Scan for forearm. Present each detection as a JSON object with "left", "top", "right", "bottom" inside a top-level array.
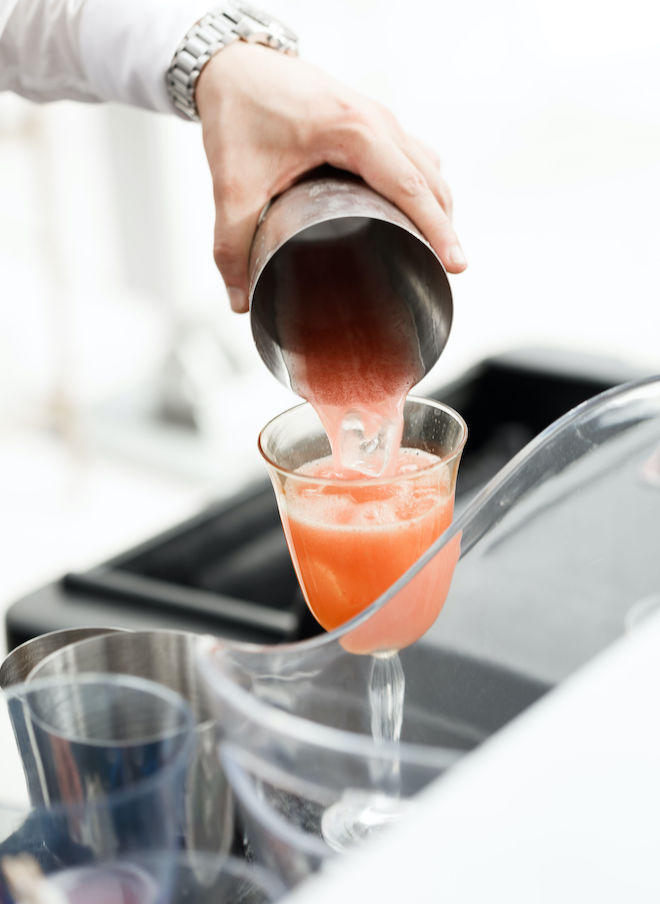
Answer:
[
  {"left": 0, "top": 0, "right": 466, "bottom": 304},
  {"left": 0, "top": 0, "right": 207, "bottom": 110},
  {"left": 78, "top": 0, "right": 209, "bottom": 112}
]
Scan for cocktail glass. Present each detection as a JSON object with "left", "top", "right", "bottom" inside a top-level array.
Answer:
[
  {"left": 258, "top": 396, "right": 467, "bottom": 654},
  {"left": 236, "top": 396, "right": 466, "bottom": 853}
]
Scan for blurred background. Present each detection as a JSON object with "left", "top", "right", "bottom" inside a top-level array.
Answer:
[{"left": 1, "top": 0, "right": 659, "bottom": 643}]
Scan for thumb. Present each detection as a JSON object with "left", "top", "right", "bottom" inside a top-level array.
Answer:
[{"left": 212, "top": 194, "right": 265, "bottom": 313}]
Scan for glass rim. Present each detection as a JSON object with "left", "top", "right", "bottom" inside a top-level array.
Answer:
[
  {"left": 258, "top": 395, "right": 468, "bottom": 486},
  {"left": 18, "top": 672, "right": 193, "bottom": 748},
  {"left": 27, "top": 630, "right": 218, "bottom": 730},
  {"left": 0, "top": 626, "right": 132, "bottom": 688},
  {"left": 0, "top": 673, "right": 196, "bottom": 815}
]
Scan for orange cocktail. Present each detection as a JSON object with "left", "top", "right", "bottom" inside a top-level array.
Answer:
[
  {"left": 259, "top": 398, "right": 466, "bottom": 652},
  {"left": 284, "top": 449, "right": 453, "bottom": 630}
]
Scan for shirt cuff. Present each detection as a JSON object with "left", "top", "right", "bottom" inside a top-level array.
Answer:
[{"left": 78, "top": 0, "right": 211, "bottom": 114}]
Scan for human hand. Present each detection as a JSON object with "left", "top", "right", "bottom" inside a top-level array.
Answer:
[{"left": 196, "top": 43, "right": 467, "bottom": 313}]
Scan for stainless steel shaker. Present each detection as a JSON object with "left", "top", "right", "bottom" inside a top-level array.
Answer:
[
  {"left": 0, "top": 626, "right": 130, "bottom": 689},
  {"left": 248, "top": 168, "right": 453, "bottom": 391}
]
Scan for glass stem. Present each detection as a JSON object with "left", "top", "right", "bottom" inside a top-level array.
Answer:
[{"left": 368, "top": 652, "right": 405, "bottom": 796}]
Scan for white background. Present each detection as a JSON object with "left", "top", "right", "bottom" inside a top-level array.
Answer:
[{"left": 0, "top": 0, "right": 659, "bottom": 648}]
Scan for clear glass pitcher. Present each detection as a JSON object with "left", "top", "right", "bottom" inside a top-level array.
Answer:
[{"left": 198, "top": 374, "right": 660, "bottom": 879}]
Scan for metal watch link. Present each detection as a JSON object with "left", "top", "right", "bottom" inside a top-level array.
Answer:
[{"left": 166, "top": 3, "right": 299, "bottom": 121}]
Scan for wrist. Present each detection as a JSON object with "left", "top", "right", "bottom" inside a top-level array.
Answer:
[
  {"left": 166, "top": 4, "right": 298, "bottom": 121},
  {"left": 195, "top": 41, "right": 243, "bottom": 116},
  {"left": 195, "top": 41, "right": 268, "bottom": 121}
]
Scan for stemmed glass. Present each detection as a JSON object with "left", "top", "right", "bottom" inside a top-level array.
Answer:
[
  {"left": 217, "top": 396, "right": 466, "bottom": 851},
  {"left": 257, "top": 396, "right": 467, "bottom": 655}
]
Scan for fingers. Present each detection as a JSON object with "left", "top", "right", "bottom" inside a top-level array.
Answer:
[
  {"left": 384, "top": 145, "right": 466, "bottom": 272},
  {"left": 367, "top": 106, "right": 455, "bottom": 220},
  {"left": 197, "top": 45, "right": 467, "bottom": 312},
  {"left": 211, "top": 130, "right": 465, "bottom": 316},
  {"left": 211, "top": 174, "right": 267, "bottom": 313},
  {"left": 402, "top": 136, "right": 454, "bottom": 222},
  {"left": 334, "top": 128, "right": 467, "bottom": 274}
]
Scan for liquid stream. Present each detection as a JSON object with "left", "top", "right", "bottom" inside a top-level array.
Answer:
[{"left": 275, "top": 232, "right": 424, "bottom": 478}]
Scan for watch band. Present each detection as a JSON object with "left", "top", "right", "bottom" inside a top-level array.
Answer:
[{"left": 166, "top": 3, "right": 299, "bottom": 122}]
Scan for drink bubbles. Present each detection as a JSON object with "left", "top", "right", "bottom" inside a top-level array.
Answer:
[{"left": 292, "top": 451, "right": 450, "bottom": 530}]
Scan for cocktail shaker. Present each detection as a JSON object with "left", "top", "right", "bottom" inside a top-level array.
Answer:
[
  {"left": 0, "top": 626, "right": 129, "bottom": 689},
  {"left": 248, "top": 168, "right": 453, "bottom": 392}
]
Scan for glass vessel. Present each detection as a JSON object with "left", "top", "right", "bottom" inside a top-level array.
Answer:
[
  {"left": 0, "top": 673, "right": 194, "bottom": 902},
  {"left": 198, "top": 375, "right": 660, "bottom": 886},
  {"left": 258, "top": 396, "right": 467, "bottom": 652},
  {"left": 29, "top": 629, "right": 234, "bottom": 856}
]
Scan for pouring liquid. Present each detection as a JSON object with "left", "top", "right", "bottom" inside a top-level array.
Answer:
[
  {"left": 275, "top": 232, "right": 424, "bottom": 477},
  {"left": 272, "top": 232, "right": 445, "bottom": 851}
]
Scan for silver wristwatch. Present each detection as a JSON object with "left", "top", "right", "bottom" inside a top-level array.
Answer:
[{"left": 166, "top": 3, "right": 299, "bottom": 121}]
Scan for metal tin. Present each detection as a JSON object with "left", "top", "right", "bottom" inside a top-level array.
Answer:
[
  {"left": 0, "top": 626, "right": 129, "bottom": 689},
  {"left": 249, "top": 169, "right": 453, "bottom": 391}
]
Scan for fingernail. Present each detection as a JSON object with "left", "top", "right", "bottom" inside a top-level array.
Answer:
[
  {"left": 227, "top": 287, "right": 247, "bottom": 312},
  {"left": 447, "top": 244, "right": 467, "bottom": 269}
]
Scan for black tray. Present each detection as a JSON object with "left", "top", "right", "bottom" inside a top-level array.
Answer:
[{"left": 5, "top": 349, "right": 639, "bottom": 651}]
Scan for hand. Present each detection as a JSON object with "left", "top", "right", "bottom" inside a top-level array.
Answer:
[{"left": 196, "top": 43, "right": 467, "bottom": 313}]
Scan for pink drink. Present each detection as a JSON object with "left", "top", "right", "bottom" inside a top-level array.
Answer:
[{"left": 275, "top": 233, "right": 424, "bottom": 475}]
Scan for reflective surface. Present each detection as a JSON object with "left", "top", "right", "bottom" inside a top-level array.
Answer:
[
  {"left": 0, "top": 627, "right": 130, "bottom": 690},
  {"left": 430, "top": 375, "right": 660, "bottom": 684},
  {"left": 128, "top": 851, "right": 285, "bottom": 904},
  {"left": 249, "top": 170, "right": 453, "bottom": 390},
  {"left": 221, "top": 743, "right": 332, "bottom": 889},
  {"left": 0, "top": 674, "right": 194, "bottom": 902},
  {"left": 29, "top": 630, "right": 234, "bottom": 856}
]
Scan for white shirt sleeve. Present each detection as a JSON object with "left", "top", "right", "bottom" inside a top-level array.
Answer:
[{"left": 0, "top": 0, "right": 211, "bottom": 113}]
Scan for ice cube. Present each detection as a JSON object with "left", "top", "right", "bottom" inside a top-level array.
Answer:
[{"left": 338, "top": 411, "right": 399, "bottom": 477}]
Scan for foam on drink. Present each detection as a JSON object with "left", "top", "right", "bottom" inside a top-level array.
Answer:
[
  {"left": 281, "top": 449, "right": 454, "bottom": 632},
  {"left": 294, "top": 449, "right": 450, "bottom": 528}
]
